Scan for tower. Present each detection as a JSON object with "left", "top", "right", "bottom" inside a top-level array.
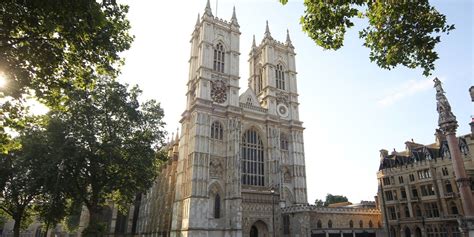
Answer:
[
  {"left": 168, "top": 2, "right": 307, "bottom": 236},
  {"left": 172, "top": 1, "right": 242, "bottom": 236}
]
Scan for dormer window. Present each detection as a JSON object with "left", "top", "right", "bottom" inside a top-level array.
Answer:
[
  {"left": 213, "top": 43, "right": 225, "bottom": 73},
  {"left": 276, "top": 64, "right": 285, "bottom": 90}
]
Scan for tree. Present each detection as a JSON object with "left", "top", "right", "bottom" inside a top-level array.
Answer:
[
  {"left": 314, "top": 199, "right": 324, "bottom": 207},
  {"left": 279, "top": 0, "right": 454, "bottom": 76},
  {"left": 46, "top": 79, "right": 165, "bottom": 235},
  {"left": 324, "top": 193, "right": 349, "bottom": 206},
  {"left": 0, "top": 0, "right": 133, "bottom": 153},
  {"left": 0, "top": 119, "right": 57, "bottom": 237}
]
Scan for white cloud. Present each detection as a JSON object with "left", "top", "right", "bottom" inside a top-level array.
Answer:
[{"left": 377, "top": 78, "right": 443, "bottom": 107}]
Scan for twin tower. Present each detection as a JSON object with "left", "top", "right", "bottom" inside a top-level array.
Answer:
[{"left": 141, "top": 1, "right": 308, "bottom": 236}]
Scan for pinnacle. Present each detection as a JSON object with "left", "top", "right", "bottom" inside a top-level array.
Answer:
[
  {"left": 204, "top": 0, "right": 213, "bottom": 17},
  {"left": 252, "top": 34, "right": 256, "bottom": 48},
  {"left": 264, "top": 20, "right": 272, "bottom": 39},
  {"left": 231, "top": 6, "right": 239, "bottom": 26}
]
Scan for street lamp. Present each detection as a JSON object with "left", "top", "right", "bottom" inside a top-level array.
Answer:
[{"left": 270, "top": 187, "right": 275, "bottom": 237}]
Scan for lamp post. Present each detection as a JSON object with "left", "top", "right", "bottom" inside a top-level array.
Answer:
[{"left": 271, "top": 187, "right": 275, "bottom": 237}]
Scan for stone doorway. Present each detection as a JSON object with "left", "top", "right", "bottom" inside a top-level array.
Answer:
[
  {"left": 405, "top": 227, "right": 411, "bottom": 237},
  {"left": 250, "top": 220, "right": 269, "bottom": 237}
]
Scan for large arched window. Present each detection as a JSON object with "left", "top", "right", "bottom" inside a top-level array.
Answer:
[
  {"left": 275, "top": 64, "right": 285, "bottom": 90},
  {"left": 214, "top": 193, "right": 221, "bottom": 218},
  {"left": 241, "top": 129, "right": 264, "bottom": 186},
  {"left": 211, "top": 121, "right": 223, "bottom": 140},
  {"left": 213, "top": 43, "right": 225, "bottom": 73}
]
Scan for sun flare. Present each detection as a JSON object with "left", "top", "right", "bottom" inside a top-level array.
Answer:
[{"left": 0, "top": 73, "right": 6, "bottom": 88}]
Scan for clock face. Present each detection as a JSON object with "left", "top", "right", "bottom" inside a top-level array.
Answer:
[
  {"left": 277, "top": 104, "right": 289, "bottom": 117},
  {"left": 211, "top": 80, "right": 227, "bottom": 103}
]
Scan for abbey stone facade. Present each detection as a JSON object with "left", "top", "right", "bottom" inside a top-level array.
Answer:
[{"left": 136, "top": 1, "right": 307, "bottom": 237}]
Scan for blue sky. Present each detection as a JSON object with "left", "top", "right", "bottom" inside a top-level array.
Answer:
[{"left": 117, "top": 0, "right": 473, "bottom": 204}]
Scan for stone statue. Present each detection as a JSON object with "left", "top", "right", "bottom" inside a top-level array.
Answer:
[{"left": 433, "top": 77, "right": 458, "bottom": 132}]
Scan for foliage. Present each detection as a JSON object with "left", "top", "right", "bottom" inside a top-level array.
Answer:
[
  {"left": 314, "top": 199, "right": 324, "bottom": 207},
  {"left": 315, "top": 193, "right": 349, "bottom": 207},
  {"left": 279, "top": 0, "right": 454, "bottom": 76},
  {"left": 0, "top": 118, "right": 53, "bottom": 237},
  {"left": 46, "top": 78, "right": 165, "bottom": 230},
  {"left": 0, "top": 0, "right": 133, "bottom": 153}
]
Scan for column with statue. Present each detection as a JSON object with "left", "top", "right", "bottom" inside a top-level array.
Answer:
[{"left": 433, "top": 78, "right": 474, "bottom": 236}]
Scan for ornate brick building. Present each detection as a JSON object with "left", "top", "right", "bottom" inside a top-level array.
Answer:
[{"left": 377, "top": 132, "right": 474, "bottom": 237}]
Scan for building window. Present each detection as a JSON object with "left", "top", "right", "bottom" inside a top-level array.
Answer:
[
  {"left": 412, "top": 187, "right": 419, "bottom": 198},
  {"left": 280, "top": 133, "right": 289, "bottom": 150},
  {"left": 399, "top": 176, "right": 404, "bottom": 184},
  {"left": 214, "top": 193, "right": 221, "bottom": 218},
  {"left": 241, "top": 129, "right": 265, "bottom": 186},
  {"left": 450, "top": 202, "right": 459, "bottom": 215},
  {"left": 445, "top": 181, "right": 453, "bottom": 193},
  {"left": 213, "top": 43, "right": 225, "bottom": 73},
  {"left": 256, "top": 68, "right": 263, "bottom": 94},
  {"left": 421, "top": 184, "right": 435, "bottom": 196},
  {"left": 349, "top": 220, "right": 354, "bottom": 228},
  {"left": 409, "top": 174, "right": 415, "bottom": 182},
  {"left": 328, "top": 220, "right": 333, "bottom": 228},
  {"left": 211, "top": 121, "right": 224, "bottom": 140},
  {"left": 424, "top": 202, "right": 439, "bottom": 217},
  {"left": 417, "top": 169, "right": 431, "bottom": 180},
  {"left": 400, "top": 188, "right": 407, "bottom": 199},
  {"left": 383, "top": 177, "right": 391, "bottom": 186},
  {"left": 369, "top": 220, "right": 373, "bottom": 228},
  {"left": 283, "top": 215, "right": 290, "bottom": 234},
  {"left": 388, "top": 206, "right": 397, "bottom": 220},
  {"left": 404, "top": 206, "right": 410, "bottom": 218},
  {"left": 442, "top": 167, "right": 449, "bottom": 176},
  {"left": 385, "top": 190, "right": 394, "bottom": 201},
  {"left": 275, "top": 64, "right": 285, "bottom": 90},
  {"left": 359, "top": 220, "right": 364, "bottom": 228},
  {"left": 317, "top": 220, "right": 322, "bottom": 228}
]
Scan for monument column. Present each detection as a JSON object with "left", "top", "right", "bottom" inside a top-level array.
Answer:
[{"left": 433, "top": 78, "right": 474, "bottom": 236}]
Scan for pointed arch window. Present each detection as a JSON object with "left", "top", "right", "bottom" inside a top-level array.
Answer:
[
  {"left": 280, "top": 133, "right": 289, "bottom": 150},
  {"left": 369, "top": 220, "right": 373, "bottom": 228},
  {"left": 211, "top": 121, "right": 223, "bottom": 140},
  {"left": 214, "top": 193, "right": 221, "bottom": 218},
  {"left": 276, "top": 64, "right": 285, "bottom": 90},
  {"left": 241, "top": 129, "right": 264, "bottom": 186},
  {"left": 359, "top": 220, "right": 363, "bottom": 228},
  {"left": 317, "top": 220, "right": 322, "bottom": 228},
  {"left": 349, "top": 220, "right": 354, "bottom": 228},
  {"left": 328, "top": 220, "right": 333, "bottom": 228},
  {"left": 213, "top": 43, "right": 225, "bottom": 73}
]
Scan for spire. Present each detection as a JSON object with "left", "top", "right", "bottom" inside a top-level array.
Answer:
[
  {"left": 195, "top": 13, "right": 200, "bottom": 27},
  {"left": 264, "top": 20, "right": 272, "bottom": 39},
  {"left": 175, "top": 127, "right": 179, "bottom": 142},
  {"left": 286, "top": 29, "right": 293, "bottom": 47},
  {"left": 204, "top": 0, "right": 213, "bottom": 17},
  {"left": 231, "top": 6, "right": 239, "bottom": 26},
  {"left": 252, "top": 34, "right": 256, "bottom": 48}
]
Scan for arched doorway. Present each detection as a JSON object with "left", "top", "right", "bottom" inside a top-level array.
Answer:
[
  {"left": 415, "top": 227, "right": 422, "bottom": 237},
  {"left": 250, "top": 220, "right": 269, "bottom": 237},
  {"left": 250, "top": 226, "right": 258, "bottom": 237},
  {"left": 405, "top": 227, "right": 411, "bottom": 237}
]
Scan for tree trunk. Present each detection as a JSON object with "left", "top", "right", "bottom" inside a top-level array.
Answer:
[
  {"left": 83, "top": 205, "right": 105, "bottom": 237},
  {"left": 13, "top": 215, "right": 21, "bottom": 237}
]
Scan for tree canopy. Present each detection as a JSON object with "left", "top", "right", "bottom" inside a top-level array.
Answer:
[
  {"left": 0, "top": 0, "right": 133, "bottom": 154},
  {"left": 315, "top": 193, "right": 349, "bottom": 207},
  {"left": 280, "top": 0, "right": 454, "bottom": 76},
  {"left": 45, "top": 79, "right": 165, "bottom": 234}
]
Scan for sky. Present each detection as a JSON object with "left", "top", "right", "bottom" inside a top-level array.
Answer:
[{"left": 117, "top": 0, "right": 473, "bottom": 204}]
